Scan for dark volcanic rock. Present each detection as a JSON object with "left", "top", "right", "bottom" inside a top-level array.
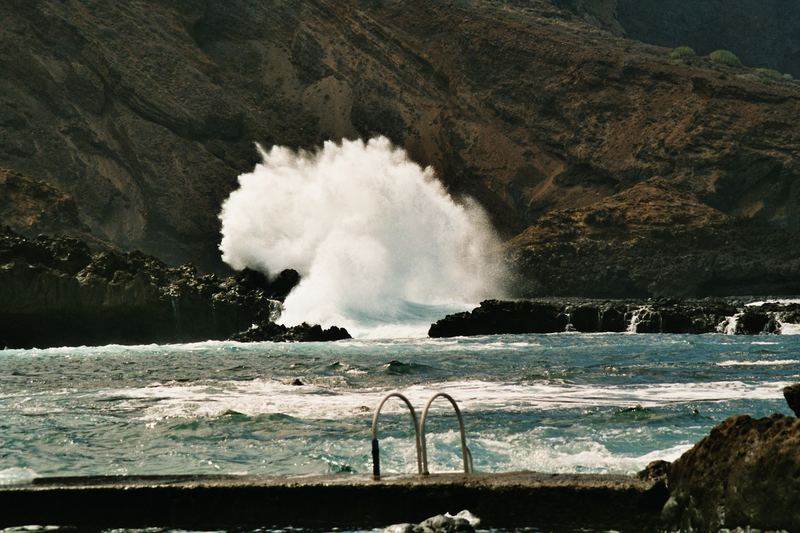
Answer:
[
  {"left": 428, "top": 300, "right": 567, "bottom": 337},
  {"left": 759, "top": 302, "right": 800, "bottom": 327},
  {"left": 664, "top": 414, "right": 800, "bottom": 532},
  {"left": 599, "top": 304, "right": 628, "bottom": 332},
  {"left": 429, "top": 298, "right": 748, "bottom": 337},
  {"left": 231, "top": 322, "right": 351, "bottom": 343},
  {"left": 627, "top": 300, "right": 738, "bottom": 334},
  {"left": 566, "top": 302, "right": 630, "bottom": 332},
  {"left": 0, "top": 228, "right": 281, "bottom": 348},
  {"left": 784, "top": 384, "right": 800, "bottom": 417},
  {"left": 233, "top": 268, "right": 300, "bottom": 302},
  {"left": 569, "top": 305, "right": 602, "bottom": 332},
  {"left": 735, "top": 308, "right": 781, "bottom": 335}
]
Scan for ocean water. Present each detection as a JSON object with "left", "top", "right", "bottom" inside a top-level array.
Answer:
[{"left": 0, "top": 333, "right": 797, "bottom": 484}]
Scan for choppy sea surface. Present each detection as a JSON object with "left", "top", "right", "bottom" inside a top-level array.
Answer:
[{"left": 1, "top": 333, "right": 797, "bottom": 485}]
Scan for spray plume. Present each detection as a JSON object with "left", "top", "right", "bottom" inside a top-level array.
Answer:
[{"left": 218, "top": 137, "right": 505, "bottom": 337}]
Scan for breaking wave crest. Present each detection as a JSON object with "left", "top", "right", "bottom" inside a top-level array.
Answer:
[{"left": 218, "top": 137, "right": 506, "bottom": 336}]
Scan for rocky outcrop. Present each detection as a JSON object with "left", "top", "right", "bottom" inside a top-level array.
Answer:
[
  {"left": 428, "top": 299, "right": 798, "bottom": 337},
  {"left": 734, "top": 308, "right": 780, "bottom": 335},
  {"left": 784, "top": 384, "right": 800, "bottom": 417},
  {"left": 636, "top": 460, "right": 670, "bottom": 483},
  {"left": 2, "top": 1, "right": 800, "bottom": 297},
  {"left": 0, "top": 228, "right": 273, "bottom": 348},
  {"left": 508, "top": 201, "right": 800, "bottom": 298},
  {"left": 0, "top": 169, "right": 98, "bottom": 245},
  {"left": 0, "top": 229, "right": 339, "bottom": 348},
  {"left": 231, "top": 321, "right": 351, "bottom": 343},
  {"left": 663, "top": 414, "right": 800, "bottom": 532},
  {"left": 386, "top": 511, "right": 478, "bottom": 533},
  {"left": 428, "top": 300, "right": 567, "bottom": 337},
  {"left": 232, "top": 268, "right": 301, "bottom": 303}
]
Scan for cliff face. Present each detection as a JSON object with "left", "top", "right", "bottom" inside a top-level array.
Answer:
[
  {"left": 2, "top": 1, "right": 799, "bottom": 296},
  {"left": 0, "top": 169, "right": 93, "bottom": 242},
  {"left": 558, "top": 0, "right": 800, "bottom": 78}
]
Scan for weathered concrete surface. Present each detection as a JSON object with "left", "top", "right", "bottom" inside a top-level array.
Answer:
[{"left": 0, "top": 472, "right": 668, "bottom": 531}]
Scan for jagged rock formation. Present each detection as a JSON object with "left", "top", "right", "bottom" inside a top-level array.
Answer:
[
  {"left": 785, "top": 384, "right": 800, "bottom": 417},
  {"left": 663, "top": 414, "right": 800, "bottom": 532},
  {"left": 231, "top": 322, "right": 350, "bottom": 343},
  {"left": 0, "top": 228, "right": 273, "bottom": 348},
  {"left": 232, "top": 267, "right": 301, "bottom": 303},
  {"left": 428, "top": 299, "right": 798, "bottom": 337},
  {"left": 0, "top": 229, "right": 344, "bottom": 348},
  {"left": 2, "top": 1, "right": 800, "bottom": 295}
]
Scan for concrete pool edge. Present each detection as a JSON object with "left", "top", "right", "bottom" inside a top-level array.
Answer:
[{"left": 0, "top": 472, "right": 668, "bottom": 531}]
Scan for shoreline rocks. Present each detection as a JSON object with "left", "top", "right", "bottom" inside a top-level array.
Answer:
[
  {"left": 662, "top": 413, "right": 800, "bottom": 532},
  {"left": 231, "top": 321, "right": 351, "bottom": 343},
  {"left": 0, "top": 229, "right": 346, "bottom": 348},
  {"left": 784, "top": 384, "right": 800, "bottom": 417},
  {"left": 428, "top": 298, "right": 800, "bottom": 337}
]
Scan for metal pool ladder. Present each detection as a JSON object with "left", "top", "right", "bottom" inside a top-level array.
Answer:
[
  {"left": 371, "top": 392, "right": 422, "bottom": 480},
  {"left": 370, "top": 391, "right": 472, "bottom": 479},
  {"left": 420, "top": 392, "right": 473, "bottom": 475}
]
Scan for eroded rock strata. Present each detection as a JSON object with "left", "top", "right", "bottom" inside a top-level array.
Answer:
[
  {"left": 0, "top": 229, "right": 346, "bottom": 348},
  {"left": 428, "top": 299, "right": 799, "bottom": 337}
]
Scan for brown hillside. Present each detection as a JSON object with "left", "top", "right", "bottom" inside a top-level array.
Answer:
[{"left": 1, "top": 0, "right": 798, "bottom": 295}]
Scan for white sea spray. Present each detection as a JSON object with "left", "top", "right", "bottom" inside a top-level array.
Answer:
[{"left": 218, "top": 137, "right": 506, "bottom": 335}]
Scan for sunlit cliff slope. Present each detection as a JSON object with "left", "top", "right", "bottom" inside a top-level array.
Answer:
[{"left": 2, "top": 0, "right": 799, "bottom": 296}]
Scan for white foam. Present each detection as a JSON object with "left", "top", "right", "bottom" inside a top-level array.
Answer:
[
  {"left": 746, "top": 299, "right": 800, "bottom": 306},
  {"left": 716, "top": 359, "right": 799, "bottom": 367},
  {"left": 374, "top": 427, "right": 694, "bottom": 476},
  {"left": 717, "top": 312, "right": 743, "bottom": 335},
  {"left": 471, "top": 436, "right": 692, "bottom": 475},
  {"left": 779, "top": 322, "right": 800, "bottom": 335},
  {"left": 0, "top": 467, "right": 37, "bottom": 485},
  {"left": 217, "top": 137, "right": 506, "bottom": 336},
  {"left": 103, "top": 379, "right": 793, "bottom": 423},
  {"left": 626, "top": 306, "right": 648, "bottom": 334}
]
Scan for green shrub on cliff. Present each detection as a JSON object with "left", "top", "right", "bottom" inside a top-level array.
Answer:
[
  {"left": 669, "top": 46, "right": 696, "bottom": 60},
  {"left": 709, "top": 49, "right": 742, "bottom": 67},
  {"left": 756, "top": 68, "right": 784, "bottom": 80}
]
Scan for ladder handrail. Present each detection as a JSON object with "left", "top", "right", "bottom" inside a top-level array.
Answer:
[
  {"left": 419, "top": 392, "right": 473, "bottom": 475},
  {"left": 370, "top": 391, "right": 423, "bottom": 479}
]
